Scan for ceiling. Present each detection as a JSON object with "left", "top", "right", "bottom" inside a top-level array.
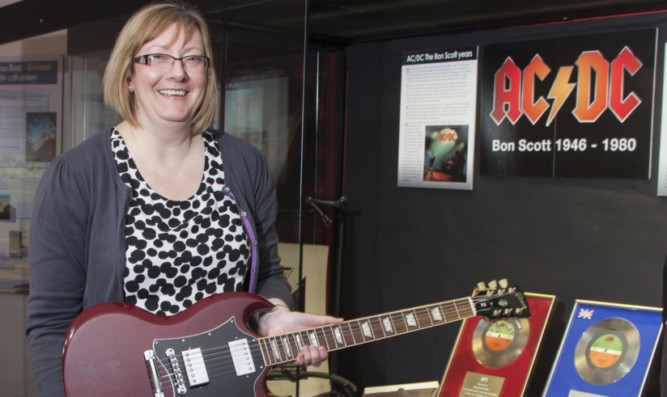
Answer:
[{"left": 0, "top": 0, "right": 666, "bottom": 46}]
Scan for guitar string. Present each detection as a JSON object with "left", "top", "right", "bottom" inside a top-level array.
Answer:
[
  {"left": 153, "top": 297, "right": 492, "bottom": 384},
  {"left": 154, "top": 293, "right": 514, "bottom": 385}
]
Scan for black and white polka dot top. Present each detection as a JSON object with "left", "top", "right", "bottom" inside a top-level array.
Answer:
[{"left": 111, "top": 129, "right": 250, "bottom": 316}]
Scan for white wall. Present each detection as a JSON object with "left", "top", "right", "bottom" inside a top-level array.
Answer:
[{"left": 0, "top": 29, "right": 66, "bottom": 57}]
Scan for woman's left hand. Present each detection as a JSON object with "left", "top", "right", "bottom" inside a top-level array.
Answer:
[{"left": 259, "top": 299, "right": 343, "bottom": 367}]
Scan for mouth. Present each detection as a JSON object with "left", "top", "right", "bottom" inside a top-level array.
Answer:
[{"left": 158, "top": 89, "right": 187, "bottom": 97}]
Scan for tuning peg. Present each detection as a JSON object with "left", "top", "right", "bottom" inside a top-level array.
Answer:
[
  {"left": 499, "top": 279, "right": 508, "bottom": 289},
  {"left": 488, "top": 280, "right": 498, "bottom": 289},
  {"left": 477, "top": 281, "right": 486, "bottom": 291}
]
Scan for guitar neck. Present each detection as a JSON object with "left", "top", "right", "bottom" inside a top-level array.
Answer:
[{"left": 258, "top": 297, "right": 475, "bottom": 366}]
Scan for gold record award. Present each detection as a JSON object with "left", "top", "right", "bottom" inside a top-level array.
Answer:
[
  {"left": 471, "top": 318, "right": 530, "bottom": 368},
  {"left": 573, "top": 317, "right": 640, "bottom": 385}
]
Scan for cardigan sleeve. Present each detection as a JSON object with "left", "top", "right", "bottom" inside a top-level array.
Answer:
[
  {"left": 26, "top": 156, "right": 89, "bottom": 397},
  {"left": 218, "top": 131, "right": 294, "bottom": 308},
  {"left": 250, "top": 148, "right": 294, "bottom": 307}
]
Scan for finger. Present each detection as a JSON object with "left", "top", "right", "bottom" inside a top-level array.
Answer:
[
  {"left": 307, "top": 345, "right": 321, "bottom": 367},
  {"left": 293, "top": 352, "right": 305, "bottom": 366}
]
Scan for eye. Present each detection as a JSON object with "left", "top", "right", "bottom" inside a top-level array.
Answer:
[
  {"left": 148, "top": 54, "right": 170, "bottom": 64},
  {"left": 184, "top": 56, "right": 204, "bottom": 65}
]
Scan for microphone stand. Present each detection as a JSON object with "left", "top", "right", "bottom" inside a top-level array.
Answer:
[{"left": 304, "top": 196, "right": 347, "bottom": 378}]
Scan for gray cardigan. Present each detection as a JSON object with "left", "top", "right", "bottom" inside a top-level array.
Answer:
[{"left": 26, "top": 129, "right": 292, "bottom": 396}]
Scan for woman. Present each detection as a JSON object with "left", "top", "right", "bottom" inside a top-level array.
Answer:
[{"left": 26, "top": 2, "right": 340, "bottom": 396}]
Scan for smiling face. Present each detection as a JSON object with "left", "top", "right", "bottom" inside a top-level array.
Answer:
[{"left": 129, "top": 23, "right": 207, "bottom": 131}]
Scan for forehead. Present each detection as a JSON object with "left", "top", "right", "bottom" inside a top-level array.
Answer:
[{"left": 139, "top": 23, "right": 204, "bottom": 52}]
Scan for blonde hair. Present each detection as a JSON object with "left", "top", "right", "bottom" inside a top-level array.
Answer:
[{"left": 103, "top": 2, "right": 217, "bottom": 134}]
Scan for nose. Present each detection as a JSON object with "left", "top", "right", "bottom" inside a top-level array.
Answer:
[{"left": 166, "top": 59, "right": 188, "bottom": 79}]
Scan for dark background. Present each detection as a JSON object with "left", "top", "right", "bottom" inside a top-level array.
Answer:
[
  {"left": 336, "top": 11, "right": 667, "bottom": 395},
  {"left": 4, "top": 0, "right": 667, "bottom": 394}
]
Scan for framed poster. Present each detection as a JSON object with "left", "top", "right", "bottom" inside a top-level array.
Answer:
[
  {"left": 397, "top": 47, "right": 478, "bottom": 190},
  {"left": 438, "top": 293, "right": 556, "bottom": 397},
  {"left": 543, "top": 300, "right": 662, "bottom": 397},
  {"left": 479, "top": 29, "right": 656, "bottom": 178}
]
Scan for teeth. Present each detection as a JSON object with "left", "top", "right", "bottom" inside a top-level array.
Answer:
[{"left": 158, "top": 89, "right": 186, "bottom": 96}]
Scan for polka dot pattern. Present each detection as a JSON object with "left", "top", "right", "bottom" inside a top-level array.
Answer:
[{"left": 112, "top": 130, "right": 250, "bottom": 316}]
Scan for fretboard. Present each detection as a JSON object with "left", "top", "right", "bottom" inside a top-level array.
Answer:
[{"left": 258, "top": 297, "right": 475, "bottom": 366}]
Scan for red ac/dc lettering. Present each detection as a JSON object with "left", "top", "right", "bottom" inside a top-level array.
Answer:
[{"left": 490, "top": 46, "right": 642, "bottom": 127}]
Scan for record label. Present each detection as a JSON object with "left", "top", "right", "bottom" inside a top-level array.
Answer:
[
  {"left": 573, "top": 317, "right": 640, "bottom": 385},
  {"left": 588, "top": 333, "right": 622, "bottom": 369},
  {"left": 472, "top": 318, "right": 530, "bottom": 368},
  {"left": 485, "top": 321, "right": 516, "bottom": 351}
]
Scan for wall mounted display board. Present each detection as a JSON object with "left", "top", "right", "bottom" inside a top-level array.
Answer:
[
  {"left": 398, "top": 47, "right": 478, "bottom": 190},
  {"left": 0, "top": 55, "right": 62, "bottom": 272},
  {"left": 480, "top": 29, "right": 656, "bottom": 178},
  {"left": 438, "top": 293, "right": 556, "bottom": 397},
  {"left": 543, "top": 300, "right": 662, "bottom": 396}
]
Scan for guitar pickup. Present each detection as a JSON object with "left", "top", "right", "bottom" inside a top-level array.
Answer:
[
  {"left": 182, "top": 348, "right": 209, "bottom": 387},
  {"left": 229, "top": 339, "right": 256, "bottom": 376}
]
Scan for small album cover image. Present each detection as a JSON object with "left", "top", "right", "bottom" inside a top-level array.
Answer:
[
  {"left": 25, "top": 112, "right": 57, "bottom": 162},
  {"left": 0, "top": 194, "right": 14, "bottom": 221},
  {"left": 423, "top": 125, "right": 468, "bottom": 183}
]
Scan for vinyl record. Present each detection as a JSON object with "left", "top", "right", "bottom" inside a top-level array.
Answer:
[
  {"left": 573, "top": 317, "right": 640, "bottom": 385},
  {"left": 471, "top": 318, "right": 530, "bottom": 368}
]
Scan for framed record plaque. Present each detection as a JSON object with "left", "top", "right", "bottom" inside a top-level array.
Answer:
[
  {"left": 438, "top": 293, "right": 556, "bottom": 397},
  {"left": 543, "top": 300, "right": 663, "bottom": 397}
]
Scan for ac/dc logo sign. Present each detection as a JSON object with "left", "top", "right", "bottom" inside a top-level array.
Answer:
[{"left": 490, "top": 47, "right": 643, "bottom": 127}]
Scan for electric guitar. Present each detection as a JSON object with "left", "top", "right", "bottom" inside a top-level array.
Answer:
[{"left": 62, "top": 283, "right": 529, "bottom": 397}]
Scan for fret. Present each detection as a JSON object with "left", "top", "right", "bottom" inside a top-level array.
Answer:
[
  {"left": 344, "top": 322, "right": 357, "bottom": 345},
  {"left": 415, "top": 307, "right": 425, "bottom": 326},
  {"left": 282, "top": 336, "right": 293, "bottom": 359},
  {"left": 322, "top": 325, "right": 337, "bottom": 349},
  {"left": 360, "top": 320, "right": 374, "bottom": 340},
  {"left": 430, "top": 305, "right": 444, "bottom": 323},
  {"left": 308, "top": 330, "right": 320, "bottom": 347},
  {"left": 405, "top": 310, "right": 418, "bottom": 328},
  {"left": 382, "top": 315, "right": 395, "bottom": 335},
  {"left": 295, "top": 332, "right": 305, "bottom": 352},
  {"left": 259, "top": 337, "right": 270, "bottom": 364},
  {"left": 270, "top": 337, "right": 282, "bottom": 363},
  {"left": 442, "top": 301, "right": 456, "bottom": 321},
  {"left": 317, "top": 328, "right": 331, "bottom": 350},
  {"left": 394, "top": 311, "right": 408, "bottom": 334},
  {"left": 348, "top": 321, "right": 362, "bottom": 343},
  {"left": 331, "top": 324, "right": 346, "bottom": 348},
  {"left": 287, "top": 334, "right": 300, "bottom": 358},
  {"left": 370, "top": 317, "right": 385, "bottom": 339}
]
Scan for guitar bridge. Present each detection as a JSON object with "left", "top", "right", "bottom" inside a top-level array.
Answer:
[
  {"left": 144, "top": 350, "right": 166, "bottom": 397},
  {"left": 166, "top": 348, "right": 188, "bottom": 394}
]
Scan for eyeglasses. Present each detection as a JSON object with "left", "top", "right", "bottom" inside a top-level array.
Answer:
[{"left": 133, "top": 53, "right": 210, "bottom": 72}]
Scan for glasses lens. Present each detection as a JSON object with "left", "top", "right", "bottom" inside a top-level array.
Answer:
[
  {"left": 184, "top": 56, "right": 207, "bottom": 70},
  {"left": 148, "top": 54, "right": 172, "bottom": 67},
  {"left": 141, "top": 54, "right": 208, "bottom": 71}
]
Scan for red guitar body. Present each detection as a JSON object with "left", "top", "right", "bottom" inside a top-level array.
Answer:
[{"left": 63, "top": 292, "right": 275, "bottom": 397}]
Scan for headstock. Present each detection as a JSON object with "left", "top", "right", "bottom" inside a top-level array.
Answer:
[{"left": 472, "top": 279, "right": 531, "bottom": 320}]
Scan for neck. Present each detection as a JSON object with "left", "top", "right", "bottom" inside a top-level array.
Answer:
[{"left": 117, "top": 120, "right": 198, "bottom": 164}]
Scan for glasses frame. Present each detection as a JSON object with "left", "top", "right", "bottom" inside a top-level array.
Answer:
[{"left": 133, "top": 53, "right": 210, "bottom": 71}]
